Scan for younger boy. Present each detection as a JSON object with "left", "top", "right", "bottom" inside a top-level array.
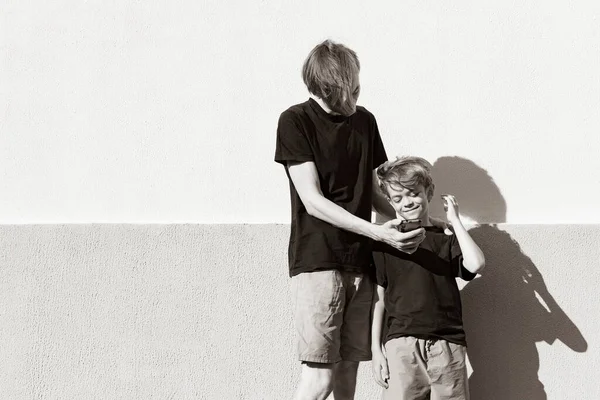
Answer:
[{"left": 371, "top": 156, "right": 485, "bottom": 400}]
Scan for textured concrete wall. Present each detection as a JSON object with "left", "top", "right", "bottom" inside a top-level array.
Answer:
[{"left": 0, "top": 224, "right": 596, "bottom": 399}]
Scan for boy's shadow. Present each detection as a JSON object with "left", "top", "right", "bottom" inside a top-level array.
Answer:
[{"left": 430, "top": 157, "right": 587, "bottom": 400}]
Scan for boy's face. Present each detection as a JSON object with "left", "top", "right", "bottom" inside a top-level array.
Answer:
[
  {"left": 386, "top": 184, "right": 431, "bottom": 221},
  {"left": 347, "top": 70, "right": 360, "bottom": 114},
  {"left": 327, "top": 70, "right": 360, "bottom": 116}
]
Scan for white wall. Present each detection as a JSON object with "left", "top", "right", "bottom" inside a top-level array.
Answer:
[{"left": 2, "top": 1, "right": 599, "bottom": 223}]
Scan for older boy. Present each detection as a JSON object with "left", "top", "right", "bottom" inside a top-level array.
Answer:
[
  {"left": 275, "top": 41, "right": 427, "bottom": 400},
  {"left": 371, "top": 156, "right": 485, "bottom": 400}
]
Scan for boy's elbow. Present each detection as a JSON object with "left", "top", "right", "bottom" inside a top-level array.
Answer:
[
  {"left": 472, "top": 259, "right": 486, "bottom": 274},
  {"left": 303, "top": 199, "right": 318, "bottom": 217},
  {"left": 463, "top": 257, "right": 485, "bottom": 274},
  {"left": 476, "top": 253, "right": 486, "bottom": 271},
  {"left": 301, "top": 191, "right": 325, "bottom": 218},
  {"left": 474, "top": 261, "right": 485, "bottom": 273}
]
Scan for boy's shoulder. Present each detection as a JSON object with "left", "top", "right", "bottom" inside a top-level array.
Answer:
[
  {"left": 355, "top": 105, "right": 375, "bottom": 119},
  {"left": 426, "top": 225, "right": 456, "bottom": 242},
  {"left": 279, "top": 101, "right": 375, "bottom": 124},
  {"left": 422, "top": 226, "right": 458, "bottom": 255},
  {"left": 279, "top": 100, "right": 311, "bottom": 120}
]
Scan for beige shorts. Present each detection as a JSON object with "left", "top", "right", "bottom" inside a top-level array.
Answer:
[
  {"left": 291, "top": 270, "right": 373, "bottom": 363},
  {"left": 384, "top": 336, "right": 469, "bottom": 400}
]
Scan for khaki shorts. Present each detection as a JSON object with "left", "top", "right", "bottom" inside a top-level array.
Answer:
[
  {"left": 291, "top": 270, "right": 373, "bottom": 363},
  {"left": 384, "top": 336, "right": 469, "bottom": 400}
]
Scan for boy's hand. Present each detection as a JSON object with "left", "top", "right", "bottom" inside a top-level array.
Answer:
[
  {"left": 376, "top": 220, "right": 425, "bottom": 254},
  {"left": 371, "top": 350, "right": 389, "bottom": 389},
  {"left": 442, "top": 194, "right": 461, "bottom": 224}
]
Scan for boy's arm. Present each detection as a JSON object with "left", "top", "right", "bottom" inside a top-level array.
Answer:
[
  {"left": 443, "top": 195, "right": 485, "bottom": 274},
  {"left": 287, "top": 161, "right": 425, "bottom": 253},
  {"left": 371, "top": 284, "right": 389, "bottom": 388}
]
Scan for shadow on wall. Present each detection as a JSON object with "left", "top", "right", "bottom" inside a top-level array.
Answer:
[{"left": 431, "top": 156, "right": 587, "bottom": 400}]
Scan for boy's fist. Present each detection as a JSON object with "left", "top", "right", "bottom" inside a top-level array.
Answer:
[
  {"left": 441, "top": 194, "right": 460, "bottom": 223},
  {"left": 371, "top": 351, "right": 389, "bottom": 389}
]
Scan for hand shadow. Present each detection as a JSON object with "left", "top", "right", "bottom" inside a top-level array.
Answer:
[{"left": 430, "top": 157, "right": 587, "bottom": 400}]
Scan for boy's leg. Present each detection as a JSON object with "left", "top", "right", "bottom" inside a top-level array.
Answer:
[
  {"left": 294, "top": 362, "right": 335, "bottom": 400},
  {"left": 384, "top": 337, "right": 430, "bottom": 400},
  {"left": 291, "top": 271, "right": 345, "bottom": 399},
  {"left": 332, "top": 360, "right": 359, "bottom": 400},
  {"left": 333, "top": 271, "right": 374, "bottom": 400},
  {"left": 427, "top": 340, "right": 469, "bottom": 400}
]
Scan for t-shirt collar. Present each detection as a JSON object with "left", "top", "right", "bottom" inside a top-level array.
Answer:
[{"left": 308, "top": 98, "right": 348, "bottom": 123}]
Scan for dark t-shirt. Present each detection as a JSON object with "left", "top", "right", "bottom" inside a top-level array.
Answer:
[
  {"left": 373, "top": 226, "right": 476, "bottom": 346},
  {"left": 274, "top": 98, "right": 388, "bottom": 277}
]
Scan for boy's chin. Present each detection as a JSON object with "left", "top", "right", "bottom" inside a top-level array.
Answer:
[{"left": 399, "top": 212, "right": 426, "bottom": 221}]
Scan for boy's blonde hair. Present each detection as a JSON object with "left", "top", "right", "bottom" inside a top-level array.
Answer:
[
  {"left": 302, "top": 40, "right": 360, "bottom": 116},
  {"left": 377, "top": 156, "right": 435, "bottom": 200}
]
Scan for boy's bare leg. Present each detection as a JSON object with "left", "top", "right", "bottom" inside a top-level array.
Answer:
[
  {"left": 332, "top": 360, "right": 360, "bottom": 400},
  {"left": 293, "top": 362, "right": 335, "bottom": 400}
]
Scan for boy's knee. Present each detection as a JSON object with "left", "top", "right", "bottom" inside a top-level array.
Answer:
[
  {"left": 302, "top": 362, "right": 335, "bottom": 394},
  {"left": 335, "top": 360, "right": 359, "bottom": 381}
]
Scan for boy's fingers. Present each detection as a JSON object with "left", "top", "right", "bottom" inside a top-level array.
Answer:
[
  {"left": 378, "top": 371, "right": 388, "bottom": 389},
  {"left": 398, "top": 227, "right": 425, "bottom": 239},
  {"left": 396, "top": 232, "right": 425, "bottom": 247},
  {"left": 402, "top": 245, "right": 418, "bottom": 254},
  {"left": 384, "top": 218, "right": 402, "bottom": 228},
  {"left": 382, "top": 361, "right": 389, "bottom": 378},
  {"left": 382, "top": 372, "right": 389, "bottom": 389},
  {"left": 373, "top": 366, "right": 384, "bottom": 388},
  {"left": 372, "top": 360, "right": 389, "bottom": 388}
]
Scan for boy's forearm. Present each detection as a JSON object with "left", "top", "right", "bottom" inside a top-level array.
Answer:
[
  {"left": 371, "top": 298, "right": 386, "bottom": 352},
  {"left": 306, "top": 194, "right": 382, "bottom": 240},
  {"left": 371, "top": 319, "right": 384, "bottom": 352},
  {"left": 450, "top": 218, "right": 486, "bottom": 273},
  {"left": 288, "top": 161, "right": 383, "bottom": 241}
]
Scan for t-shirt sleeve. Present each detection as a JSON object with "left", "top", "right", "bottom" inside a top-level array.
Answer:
[
  {"left": 449, "top": 233, "right": 477, "bottom": 281},
  {"left": 371, "top": 114, "right": 388, "bottom": 168},
  {"left": 373, "top": 251, "right": 388, "bottom": 288},
  {"left": 274, "top": 110, "right": 314, "bottom": 165}
]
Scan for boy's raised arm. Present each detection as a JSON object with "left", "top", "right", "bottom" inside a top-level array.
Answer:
[
  {"left": 371, "top": 284, "right": 389, "bottom": 389},
  {"left": 443, "top": 195, "right": 486, "bottom": 274}
]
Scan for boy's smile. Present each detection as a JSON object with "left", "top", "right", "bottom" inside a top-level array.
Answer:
[{"left": 386, "top": 184, "right": 431, "bottom": 223}]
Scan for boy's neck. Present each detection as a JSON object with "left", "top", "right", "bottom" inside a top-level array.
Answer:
[
  {"left": 421, "top": 217, "right": 432, "bottom": 227},
  {"left": 310, "top": 95, "right": 339, "bottom": 115}
]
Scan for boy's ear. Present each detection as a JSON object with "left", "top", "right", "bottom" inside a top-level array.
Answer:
[{"left": 427, "top": 184, "right": 435, "bottom": 201}]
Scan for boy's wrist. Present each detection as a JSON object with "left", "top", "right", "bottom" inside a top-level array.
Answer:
[
  {"left": 368, "top": 223, "right": 384, "bottom": 242},
  {"left": 371, "top": 344, "right": 384, "bottom": 353},
  {"left": 448, "top": 216, "right": 462, "bottom": 226}
]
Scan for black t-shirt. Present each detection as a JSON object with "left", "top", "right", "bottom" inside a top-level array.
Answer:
[
  {"left": 275, "top": 98, "right": 388, "bottom": 277},
  {"left": 373, "top": 226, "right": 476, "bottom": 346}
]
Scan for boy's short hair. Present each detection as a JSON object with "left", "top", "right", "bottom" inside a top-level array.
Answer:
[
  {"left": 377, "top": 156, "right": 435, "bottom": 200},
  {"left": 302, "top": 40, "right": 360, "bottom": 116}
]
